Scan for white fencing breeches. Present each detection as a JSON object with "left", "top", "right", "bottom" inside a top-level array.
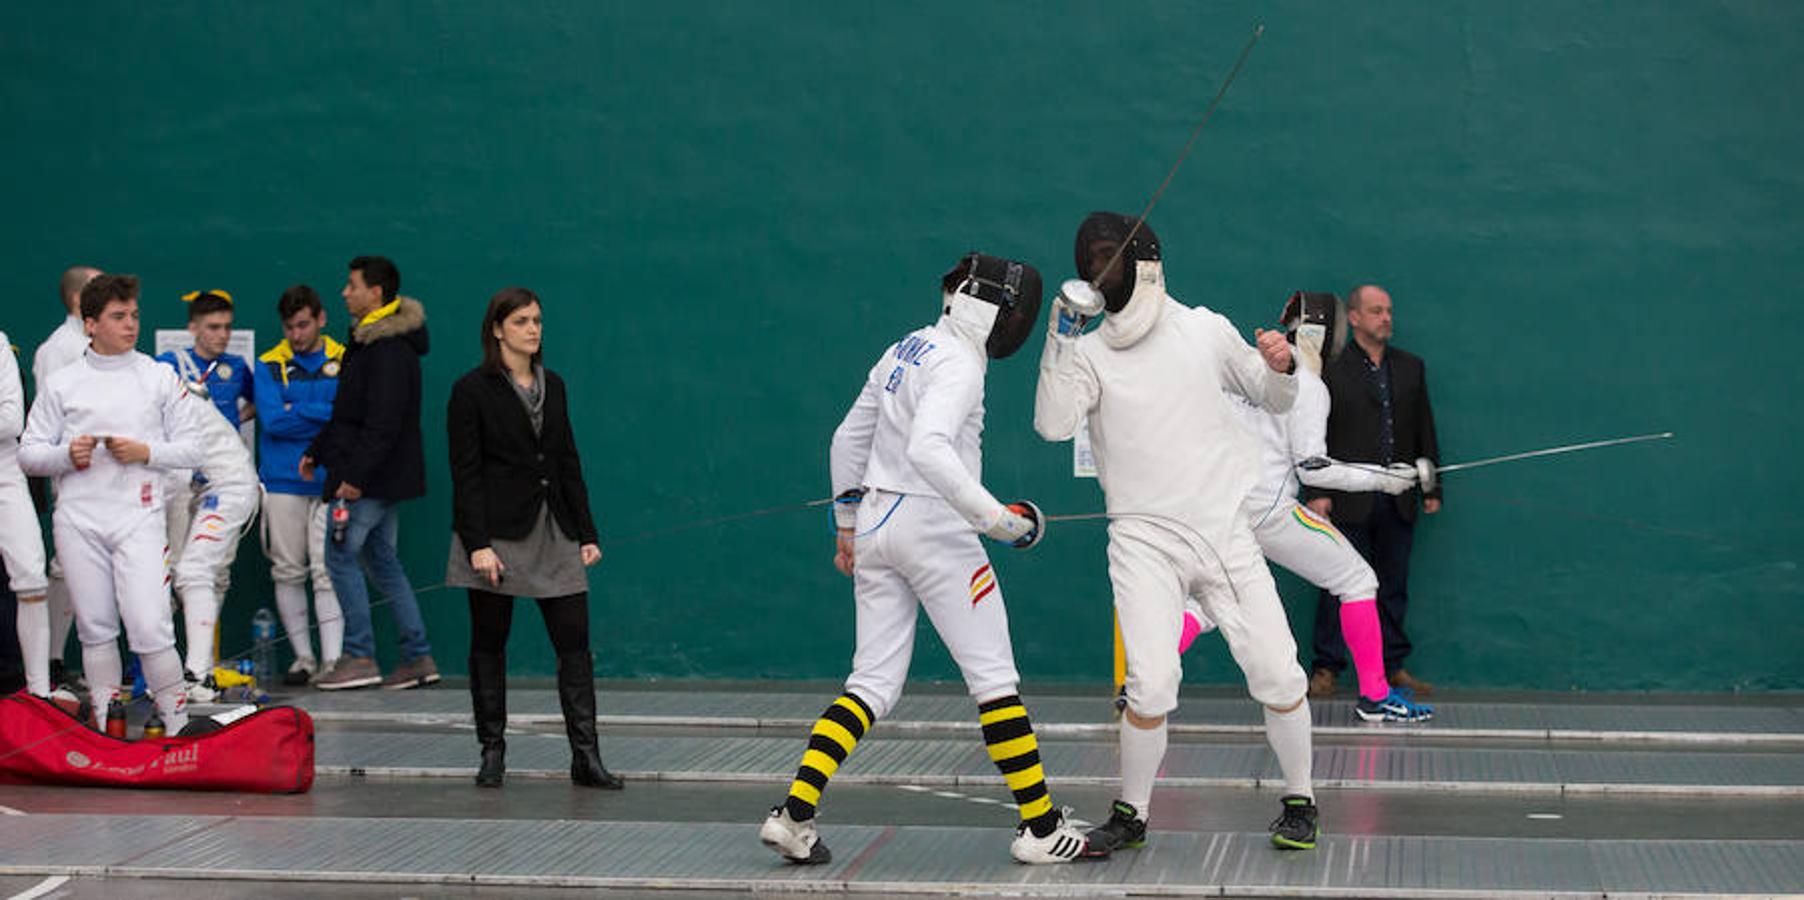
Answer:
[
  {"left": 1110, "top": 519, "right": 1306, "bottom": 716},
  {"left": 843, "top": 490, "right": 1021, "bottom": 720},
  {"left": 1253, "top": 500, "right": 1378, "bottom": 602},
  {"left": 54, "top": 507, "right": 176, "bottom": 654}
]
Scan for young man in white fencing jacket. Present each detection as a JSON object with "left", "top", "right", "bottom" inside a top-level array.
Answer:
[
  {"left": 20, "top": 274, "right": 204, "bottom": 733},
  {"left": 760, "top": 253, "right": 1089, "bottom": 866},
  {"left": 164, "top": 380, "right": 259, "bottom": 699},
  {"left": 1182, "top": 292, "right": 1433, "bottom": 723},
  {"left": 1, "top": 327, "right": 50, "bottom": 696},
  {"left": 1034, "top": 213, "right": 1319, "bottom": 852},
  {"left": 30, "top": 264, "right": 102, "bottom": 693}
]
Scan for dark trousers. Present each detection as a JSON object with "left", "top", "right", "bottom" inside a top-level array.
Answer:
[
  {"left": 0, "top": 560, "right": 22, "bottom": 694},
  {"left": 1312, "top": 498, "right": 1415, "bottom": 674},
  {"left": 468, "top": 590, "right": 591, "bottom": 657}
]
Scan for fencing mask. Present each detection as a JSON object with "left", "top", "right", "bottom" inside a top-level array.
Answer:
[
  {"left": 1074, "top": 212, "right": 1161, "bottom": 314},
  {"left": 940, "top": 252, "right": 1044, "bottom": 360},
  {"left": 1280, "top": 291, "right": 1347, "bottom": 375}
]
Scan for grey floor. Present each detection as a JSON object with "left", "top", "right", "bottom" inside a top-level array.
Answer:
[{"left": 2, "top": 682, "right": 1802, "bottom": 898}]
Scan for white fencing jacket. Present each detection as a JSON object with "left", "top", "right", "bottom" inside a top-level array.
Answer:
[
  {"left": 19, "top": 349, "right": 205, "bottom": 523},
  {"left": 829, "top": 313, "right": 1009, "bottom": 534},
  {"left": 1036, "top": 289, "right": 1297, "bottom": 545},
  {"left": 1232, "top": 361, "right": 1396, "bottom": 525}
]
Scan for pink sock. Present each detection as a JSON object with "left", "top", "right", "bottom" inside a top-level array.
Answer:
[
  {"left": 1178, "top": 608, "right": 1204, "bottom": 654},
  {"left": 1340, "top": 598, "right": 1391, "bottom": 701}
]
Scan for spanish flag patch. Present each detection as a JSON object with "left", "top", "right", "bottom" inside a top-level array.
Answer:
[{"left": 969, "top": 563, "right": 997, "bottom": 607}]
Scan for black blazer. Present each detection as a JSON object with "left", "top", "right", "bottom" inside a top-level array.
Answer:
[
  {"left": 446, "top": 367, "right": 599, "bottom": 552},
  {"left": 1306, "top": 343, "right": 1442, "bottom": 525}
]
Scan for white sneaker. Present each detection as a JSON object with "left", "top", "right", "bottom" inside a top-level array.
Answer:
[
  {"left": 760, "top": 806, "right": 830, "bottom": 864},
  {"left": 47, "top": 687, "right": 83, "bottom": 719},
  {"left": 283, "top": 657, "right": 319, "bottom": 687},
  {"left": 1010, "top": 809, "right": 1088, "bottom": 864},
  {"left": 183, "top": 672, "right": 219, "bottom": 704}
]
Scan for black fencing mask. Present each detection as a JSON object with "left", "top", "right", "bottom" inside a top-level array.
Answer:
[
  {"left": 941, "top": 252, "right": 1044, "bottom": 360},
  {"left": 1073, "top": 212, "right": 1161, "bottom": 313}
]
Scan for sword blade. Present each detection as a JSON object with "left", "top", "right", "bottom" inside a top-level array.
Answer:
[{"left": 1435, "top": 432, "right": 1674, "bottom": 475}]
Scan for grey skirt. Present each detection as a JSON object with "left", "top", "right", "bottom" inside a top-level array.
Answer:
[{"left": 445, "top": 504, "right": 588, "bottom": 598}]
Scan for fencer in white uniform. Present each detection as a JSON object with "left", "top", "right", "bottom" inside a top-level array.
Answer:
[
  {"left": 31, "top": 265, "right": 101, "bottom": 691},
  {"left": 1, "top": 330, "right": 51, "bottom": 695},
  {"left": 761, "top": 254, "right": 1088, "bottom": 866},
  {"left": 165, "top": 386, "right": 259, "bottom": 696},
  {"left": 19, "top": 277, "right": 204, "bottom": 733},
  {"left": 1034, "top": 213, "right": 1318, "bottom": 852},
  {"left": 1208, "top": 292, "right": 1432, "bottom": 723}
]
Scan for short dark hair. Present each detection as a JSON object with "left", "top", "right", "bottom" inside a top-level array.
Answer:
[
  {"left": 278, "top": 284, "right": 323, "bottom": 321},
  {"left": 80, "top": 274, "right": 140, "bottom": 320},
  {"left": 186, "top": 290, "right": 233, "bottom": 321},
  {"left": 349, "top": 256, "right": 400, "bottom": 303},
  {"left": 480, "top": 287, "right": 543, "bottom": 372}
]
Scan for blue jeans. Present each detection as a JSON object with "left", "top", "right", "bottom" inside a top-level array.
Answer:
[{"left": 325, "top": 497, "right": 432, "bottom": 662}]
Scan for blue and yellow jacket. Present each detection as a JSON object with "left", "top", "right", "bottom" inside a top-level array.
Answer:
[{"left": 255, "top": 336, "right": 345, "bottom": 495}]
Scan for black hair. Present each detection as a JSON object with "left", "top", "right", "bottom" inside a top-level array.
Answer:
[
  {"left": 277, "top": 284, "right": 323, "bottom": 321},
  {"left": 80, "top": 274, "right": 139, "bottom": 320},
  {"left": 348, "top": 255, "right": 400, "bottom": 302}
]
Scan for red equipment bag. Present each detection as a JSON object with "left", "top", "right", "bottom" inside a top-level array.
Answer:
[{"left": 0, "top": 691, "right": 314, "bottom": 793}]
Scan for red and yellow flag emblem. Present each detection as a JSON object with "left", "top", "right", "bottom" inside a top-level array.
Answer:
[{"left": 969, "top": 563, "right": 997, "bottom": 606}]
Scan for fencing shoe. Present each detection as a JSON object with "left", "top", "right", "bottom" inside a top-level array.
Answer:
[
  {"left": 761, "top": 806, "right": 830, "bottom": 864},
  {"left": 1010, "top": 808, "right": 1088, "bottom": 864},
  {"left": 1081, "top": 800, "right": 1147, "bottom": 858},
  {"left": 1356, "top": 688, "right": 1434, "bottom": 723},
  {"left": 1270, "top": 794, "right": 1320, "bottom": 850}
]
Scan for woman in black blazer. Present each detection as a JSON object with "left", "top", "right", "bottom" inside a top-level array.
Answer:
[{"left": 445, "top": 287, "right": 621, "bottom": 790}]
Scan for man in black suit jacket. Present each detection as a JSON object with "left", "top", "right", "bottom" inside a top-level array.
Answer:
[{"left": 1301, "top": 285, "right": 1442, "bottom": 697}]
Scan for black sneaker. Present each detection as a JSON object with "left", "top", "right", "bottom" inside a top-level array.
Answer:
[
  {"left": 1081, "top": 800, "right": 1147, "bottom": 858},
  {"left": 1269, "top": 794, "right": 1319, "bottom": 850}
]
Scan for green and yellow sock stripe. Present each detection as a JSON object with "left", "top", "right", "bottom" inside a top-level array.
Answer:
[
  {"left": 785, "top": 692, "right": 874, "bottom": 819},
  {"left": 978, "top": 695, "right": 1054, "bottom": 827}
]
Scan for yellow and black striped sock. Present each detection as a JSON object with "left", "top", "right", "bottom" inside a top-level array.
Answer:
[
  {"left": 979, "top": 694, "right": 1057, "bottom": 837},
  {"left": 783, "top": 692, "right": 874, "bottom": 821}
]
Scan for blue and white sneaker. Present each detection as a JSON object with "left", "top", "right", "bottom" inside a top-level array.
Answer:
[{"left": 1355, "top": 688, "right": 1434, "bottom": 723}]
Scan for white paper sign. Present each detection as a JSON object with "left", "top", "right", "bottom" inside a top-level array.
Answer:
[{"left": 1073, "top": 417, "right": 1097, "bottom": 478}]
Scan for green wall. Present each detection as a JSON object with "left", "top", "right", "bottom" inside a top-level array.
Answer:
[{"left": 3, "top": 2, "right": 1799, "bottom": 691}]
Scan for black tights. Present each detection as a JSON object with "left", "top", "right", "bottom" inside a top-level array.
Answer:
[{"left": 468, "top": 590, "right": 591, "bottom": 657}]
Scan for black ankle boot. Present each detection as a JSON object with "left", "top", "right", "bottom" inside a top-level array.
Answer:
[
  {"left": 469, "top": 653, "right": 507, "bottom": 788},
  {"left": 556, "top": 650, "right": 623, "bottom": 789}
]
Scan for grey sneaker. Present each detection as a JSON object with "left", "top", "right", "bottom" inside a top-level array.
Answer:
[
  {"left": 314, "top": 656, "right": 383, "bottom": 691},
  {"left": 381, "top": 655, "right": 441, "bottom": 690}
]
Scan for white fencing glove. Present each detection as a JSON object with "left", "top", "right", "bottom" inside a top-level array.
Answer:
[
  {"left": 982, "top": 500, "right": 1045, "bottom": 549},
  {"left": 1379, "top": 462, "right": 1419, "bottom": 495},
  {"left": 1052, "top": 280, "right": 1105, "bottom": 338}
]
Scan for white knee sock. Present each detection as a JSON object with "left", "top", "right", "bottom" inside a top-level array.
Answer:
[
  {"left": 316, "top": 588, "right": 344, "bottom": 666},
  {"left": 1119, "top": 718, "right": 1168, "bottom": 819},
  {"left": 1264, "top": 700, "right": 1314, "bottom": 799},
  {"left": 17, "top": 601, "right": 50, "bottom": 696},
  {"left": 140, "top": 647, "right": 190, "bottom": 735},
  {"left": 181, "top": 584, "right": 221, "bottom": 679},
  {"left": 47, "top": 576, "right": 73, "bottom": 664},
  {"left": 274, "top": 582, "right": 315, "bottom": 662},
  {"left": 81, "top": 643, "right": 123, "bottom": 729}
]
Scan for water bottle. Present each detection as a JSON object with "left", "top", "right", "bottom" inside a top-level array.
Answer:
[
  {"left": 330, "top": 498, "right": 351, "bottom": 544},
  {"left": 251, "top": 607, "right": 277, "bottom": 689},
  {"left": 142, "top": 710, "right": 165, "bottom": 740},
  {"left": 104, "top": 699, "right": 127, "bottom": 739}
]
